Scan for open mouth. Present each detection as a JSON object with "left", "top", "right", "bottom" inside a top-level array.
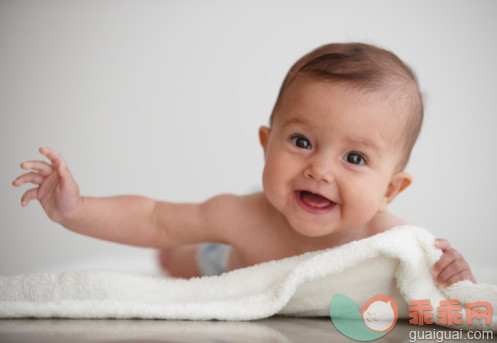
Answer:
[{"left": 295, "top": 190, "right": 336, "bottom": 214}]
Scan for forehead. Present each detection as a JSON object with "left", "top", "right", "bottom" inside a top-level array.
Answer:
[{"left": 274, "top": 77, "right": 406, "bottom": 150}]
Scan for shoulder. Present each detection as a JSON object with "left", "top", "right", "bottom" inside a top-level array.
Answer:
[
  {"left": 200, "top": 192, "right": 264, "bottom": 243},
  {"left": 201, "top": 192, "right": 265, "bottom": 213},
  {"left": 366, "top": 211, "right": 408, "bottom": 235},
  {"left": 200, "top": 193, "right": 248, "bottom": 216}
]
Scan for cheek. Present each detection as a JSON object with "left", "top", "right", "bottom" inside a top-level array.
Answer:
[
  {"left": 262, "top": 152, "right": 298, "bottom": 193},
  {"left": 263, "top": 156, "right": 285, "bottom": 190},
  {"left": 262, "top": 158, "right": 288, "bottom": 211},
  {"left": 340, "top": 176, "right": 385, "bottom": 214}
]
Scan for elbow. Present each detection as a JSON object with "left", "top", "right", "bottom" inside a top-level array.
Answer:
[{"left": 149, "top": 199, "right": 173, "bottom": 248}]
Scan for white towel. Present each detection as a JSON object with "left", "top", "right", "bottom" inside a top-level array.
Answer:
[{"left": 1, "top": 226, "right": 496, "bottom": 331}]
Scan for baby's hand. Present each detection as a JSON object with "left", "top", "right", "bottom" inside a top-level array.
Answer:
[
  {"left": 432, "top": 239, "right": 476, "bottom": 287},
  {"left": 12, "top": 147, "right": 81, "bottom": 225}
]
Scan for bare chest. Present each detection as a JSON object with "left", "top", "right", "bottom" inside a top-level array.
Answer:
[
  {"left": 222, "top": 193, "right": 402, "bottom": 272},
  {"left": 224, "top": 221, "right": 327, "bottom": 272},
  {"left": 223, "top": 217, "right": 393, "bottom": 272}
]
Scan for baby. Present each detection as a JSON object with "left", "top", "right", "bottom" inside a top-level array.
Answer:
[{"left": 13, "top": 42, "right": 475, "bottom": 287}]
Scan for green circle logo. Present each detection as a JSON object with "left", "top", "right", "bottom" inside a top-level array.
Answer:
[{"left": 330, "top": 294, "right": 399, "bottom": 341}]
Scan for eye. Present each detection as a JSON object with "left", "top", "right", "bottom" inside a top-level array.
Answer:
[
  {"left": 344, "top": 152, "right": 366, "bottom": 165},
  {"left": 290, "top": 135, "right": 311, "bottom": 150}
]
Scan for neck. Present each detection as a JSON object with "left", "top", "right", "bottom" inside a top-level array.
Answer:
[{"left": 293, "top": 224, "right": 367, "bottom": 251}]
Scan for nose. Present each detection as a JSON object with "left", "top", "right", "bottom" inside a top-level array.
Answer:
[{"left": 304, "top": 157, "right": 335, "bottom": 183}]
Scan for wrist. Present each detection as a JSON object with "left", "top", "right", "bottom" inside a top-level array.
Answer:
[{"left": 58, "top": 197, "right": 85, "bottom": 229}]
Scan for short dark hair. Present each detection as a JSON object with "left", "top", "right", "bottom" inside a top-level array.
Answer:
[{"left": 270, "top": 42, "right": 423, "bottom": 169}]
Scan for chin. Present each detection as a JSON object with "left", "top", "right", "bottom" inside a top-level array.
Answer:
[{"left": 288, "top": 217, "right": 339, "bottom": 238}]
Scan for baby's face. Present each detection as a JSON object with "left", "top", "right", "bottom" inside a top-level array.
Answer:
[{"left": 260, "top": 77, "right": 411, "bottom": 238}]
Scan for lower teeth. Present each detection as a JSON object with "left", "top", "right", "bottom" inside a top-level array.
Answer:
[{"left": 300, "top": 191, "right": 332, "bottom": 208}]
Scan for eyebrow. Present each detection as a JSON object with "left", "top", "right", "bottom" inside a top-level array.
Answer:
[
  {"left": 348, "top": 139, "right": 374, "bottom": 149},
  {"left": 281, "top": 117, "right": 312, "bottom": 128},
  {"left": 347, "top": 138, "right": 384, "bottom": 156}
]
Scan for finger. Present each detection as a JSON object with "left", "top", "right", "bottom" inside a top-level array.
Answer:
[
  {"left": 20, "top": 160, "right": 53, "bottom": 176},
  {"left": 20, "top": 187, "right": 38, "bottom": 207},
  {"left": 39, "top": 147, "right": 74, "bottom": 182},
  {"left": 39, "top": 147, "right": 66, "bottom": 172},
  {"left": 444, "top": 269, "right": 474, "bottom": 287},
  {"left": 435, "top": 259, "right": 467, "bottom": 285},
  {"left": 36, "top": 172, "right": 58, "bottom": 200},
  {"left": 12, "top": 172, "right": 44, "bottom": 187},
  {"left": 56, "top": 158, "right": 70, "bottom": 178},
  {"left": 434, "top": 238, "right": 451, "bottom": 252},
  {"left": 432, "top": 248, "right": 462, "bottom": 276}
]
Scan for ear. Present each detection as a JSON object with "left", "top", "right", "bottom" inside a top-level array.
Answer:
[
  {"left": 259, "top": 126, "right": 271, "bottom": 158},
  {"left": 378, "top": 172, "right": 412, "bottom": 213}
]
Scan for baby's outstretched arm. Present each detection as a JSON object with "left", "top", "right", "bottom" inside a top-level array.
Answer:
[
  {"left": 12, "top": 147, "right": 233, "bottom": 248},
  {"left": 12, "top": 147, "right": 159, "bottom": 246},
  {"left": 432, "top": 238, "right": 476, "bottom": 286}
]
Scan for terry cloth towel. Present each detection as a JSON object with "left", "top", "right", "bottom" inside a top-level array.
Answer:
[{"left": 0, "top": 226, "right": 496, "bottom": 331}]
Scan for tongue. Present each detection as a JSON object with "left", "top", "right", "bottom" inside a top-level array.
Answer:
[{"left": 301, "top": 191, "right": 332, "bottom": 209}]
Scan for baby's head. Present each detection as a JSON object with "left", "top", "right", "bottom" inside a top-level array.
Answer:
[
  {"left": 270, "top": 42, "right": 423, "bottom": 170},
  {"left": 259, "top": 43, "right": 424, "bottom": 237}
]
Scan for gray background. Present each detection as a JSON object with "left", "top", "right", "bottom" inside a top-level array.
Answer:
[{"left": 1, "top": 0, "right": 496, "bottom": 279}]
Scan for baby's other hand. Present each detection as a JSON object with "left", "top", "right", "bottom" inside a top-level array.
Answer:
[
  {"left": 12, "top": 147, "right": 81, "bottom": 225},
  {"left": 432, "top": 238, "right": 476, "bottom": 287}
]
